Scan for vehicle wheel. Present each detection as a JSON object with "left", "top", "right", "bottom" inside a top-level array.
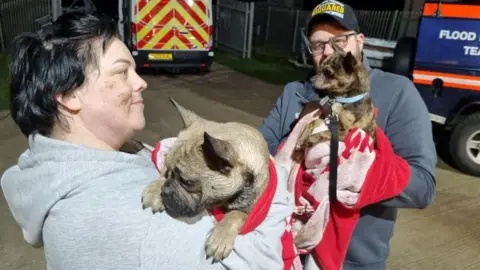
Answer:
[
  {"left": 449, "top": 113, "right": 480, "bottom": 176},
  {"left": 391, "top": 37, "right": 417, "bottom": 78}
]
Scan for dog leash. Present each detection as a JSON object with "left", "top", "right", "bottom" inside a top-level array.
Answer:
[
  {"left": 296, "top": 91, "right": 339, "bottom": 202},
  {"left": 326, "top": 111, "right": 339, "bottom": 202},
  {"left": 319, "top": 92, "right": 369, "bottom": 202},
  {"left": 319, "top": 95, "right": 339, "bottom": 202}
]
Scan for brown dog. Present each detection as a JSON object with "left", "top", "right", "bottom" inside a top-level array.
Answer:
[
  {"left": 298, "top": 45, "right": 376, "bottom": 149},
  {"left": 141, "top": 98, "right": 271, "bottom": 263}
]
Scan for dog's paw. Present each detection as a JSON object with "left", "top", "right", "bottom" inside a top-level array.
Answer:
[
  {"left": 298, "top": 119, "right": 325, "bottom": 149},
  {"left": 291, "top": 219, "right": 304, "bottom": 238},
  {"left": 205, "top": 224, "right": 239, "bottom": 263},
  {"left": 301, "top": 129, "right": 331, "bottom": 149},
  {"left": 339, "top": 109, "right": 356, "bottom": 129},
  {"left": 141, "top": 179, "right": 166, "bottom": 213}
]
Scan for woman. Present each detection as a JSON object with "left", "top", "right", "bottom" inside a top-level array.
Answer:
[{"left": 1, "top": 12, "right": 292, "bottom": 270}]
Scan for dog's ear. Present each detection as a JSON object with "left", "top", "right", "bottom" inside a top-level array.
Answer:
[
  {"left": 202, "top": 132, "right": 237, "bottom": 174},
  {"left": 170, "top": 97, "right": 204, "bottom": 128},
  {"left": 332, "top": 42, "right": 343, "bottom": 53},
  {"left": 342, "top": 52, "right": 357, "bottom": 74}
]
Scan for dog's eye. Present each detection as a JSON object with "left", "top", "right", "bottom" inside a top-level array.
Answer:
[
  {"left": 324, "top": 68, "right": 334, "bottom": 78},
  {"left": 173, "top": 168, "right": 194, "bottom": 186},
  {"left": 172, "top": 167, "right": 195, "bottom": 187},
  {"left": 180, "top": 177, "right": 195, "bottom": 186}
]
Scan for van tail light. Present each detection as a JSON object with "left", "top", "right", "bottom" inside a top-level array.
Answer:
[
  {"left": 131, "top": 23, "right": 137, "bottom": 50},
  {"left": 205, "top": 25, "right": 214, "bottom": 50}
]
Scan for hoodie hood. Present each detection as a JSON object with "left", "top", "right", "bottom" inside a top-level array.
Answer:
[{"left": 1, "top": 134, "right": 155, "bottom": 247}]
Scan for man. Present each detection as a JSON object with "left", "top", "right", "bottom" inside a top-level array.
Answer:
[{"left": 259, "top": 0, "right": 437, "bottom": 269}]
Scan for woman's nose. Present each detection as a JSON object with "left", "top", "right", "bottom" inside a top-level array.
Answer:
[{"left": 134, "top": 72, "right": 147, "bottom": 92}]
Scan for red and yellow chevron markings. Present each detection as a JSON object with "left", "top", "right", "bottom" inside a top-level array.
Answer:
[{"left": 134, "top": 0, "right": 212, "bottom": 50}]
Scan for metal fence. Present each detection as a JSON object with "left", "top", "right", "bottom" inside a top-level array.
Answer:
[
  {"left": 355, "top": 9, "right": 422, "bottom": 41},
  {"left": 252, "top": 4, "right": 423, "bottom": 59},
  {"left": 0, "top": 0, "right": 423, "bottom": 64},
  {"left": 0, "top": 0, "right": 52, "bottom": 52},
  {"left": 213, "top": 0, "right": 255, "bottom": 59}
]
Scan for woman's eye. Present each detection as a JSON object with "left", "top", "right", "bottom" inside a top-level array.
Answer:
[{"left": 117, "top": 69, "right": 128, "bottom": 76}]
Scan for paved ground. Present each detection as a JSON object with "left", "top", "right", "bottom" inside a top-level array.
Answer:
[{"left": 1, "top": 63, "right": 479, "bottom": 270}]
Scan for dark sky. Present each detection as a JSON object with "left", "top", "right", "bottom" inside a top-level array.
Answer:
[
  {"left": 71, "top": 0, "right": 480, "bottom": 16},
  {"left": 63, "top": 0, "right": 119, "bottom": 19},
  {"left": 68, "top": 0, "right": 407, "bottom": 15},
  {"left": 303, "top": 0, "right": 405, "bottom": 10},
  {"left": 75, "top": 0, "right": 407, "bottom": 12}
]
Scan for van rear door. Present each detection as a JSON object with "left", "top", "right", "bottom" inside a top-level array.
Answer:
[{"left": 133, "top": 0, "right": 212, "bottom": 51}]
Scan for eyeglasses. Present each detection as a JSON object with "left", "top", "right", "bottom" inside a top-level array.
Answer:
[{"left": 308, "top": 32, "right": 358, "bottom": 55}]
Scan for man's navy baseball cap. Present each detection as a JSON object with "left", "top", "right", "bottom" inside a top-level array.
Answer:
[{"left": 306, "top": 0, "right": 360, "bottom": 36}]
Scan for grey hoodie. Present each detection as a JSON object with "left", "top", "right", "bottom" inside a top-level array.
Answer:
[{"left": 1, "top": 134, "right": 293, "bottom": 270}]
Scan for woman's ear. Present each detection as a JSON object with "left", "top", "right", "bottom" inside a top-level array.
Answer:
[{"left": 55, "top": 90, "right": 82, "bottom": 113}]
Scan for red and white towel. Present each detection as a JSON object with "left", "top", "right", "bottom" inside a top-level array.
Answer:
[{"left": 275, "top": 109, "right": 411, "bottom": 270}]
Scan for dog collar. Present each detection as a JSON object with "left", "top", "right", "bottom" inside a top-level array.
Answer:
[{"left": 334, "top": 92, "right": 368, "bottom": 104}]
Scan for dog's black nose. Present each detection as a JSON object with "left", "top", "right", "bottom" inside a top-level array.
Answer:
[{"left": 161, "top": 184, "right": 173, "bottom": 196}]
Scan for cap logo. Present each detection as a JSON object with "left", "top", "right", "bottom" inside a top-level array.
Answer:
[{"left": 312, "top": 0, "right": 345, "bottom": 19}]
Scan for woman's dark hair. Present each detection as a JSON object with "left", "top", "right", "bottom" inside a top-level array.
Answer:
[{"left": 9, "top": 12, "right": 118, "bottom": 137}]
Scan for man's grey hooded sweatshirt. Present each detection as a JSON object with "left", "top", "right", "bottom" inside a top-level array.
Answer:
[{"left": 1, "top": 134, "right": 293, "bottom": 270}]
